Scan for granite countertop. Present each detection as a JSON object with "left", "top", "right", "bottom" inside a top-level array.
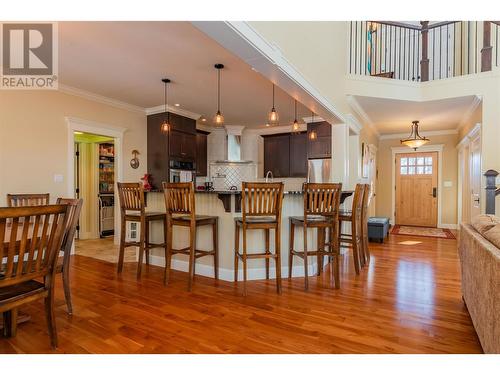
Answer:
[{"left": 147, "top": 189, "right": 352, "bottom": 195}]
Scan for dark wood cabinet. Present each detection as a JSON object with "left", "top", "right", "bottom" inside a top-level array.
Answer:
[
  {"left": 147, "top": 113, "right": 169, "bottom": 189},
  {"left": 307, "top": 121, "right": 332, "bottom": 159},
  {"left": 263, "top": 132, "right": 308, "bottom": 178},
  {"left": 196, "top": 130, "right": 209, "bottom": 176},
  {"left": 169, "top": 130, "right": 196, "bottom": 160},
  {"left": 289, "top": 132, "right": 308, "bottom": 177}
]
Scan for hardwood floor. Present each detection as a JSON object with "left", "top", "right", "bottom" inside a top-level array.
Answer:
[{"left": 0, "top": 233, "right": 482, "bottom": 353}]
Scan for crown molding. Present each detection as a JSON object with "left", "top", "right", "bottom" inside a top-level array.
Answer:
[
  {"left": 245, "top": 123, "right": 307, "bottom": 135},
  {"left": 346, "top": 95, "right": 380, "bottom": 138},
  {"left": 58, "top": 84, "right": 144, "bottom": 114},
  {"left": 145, "top": 104, "right": 201, "bottom": 120},
  {"left": 346, "top": 113, "right": 362, "bottom": 135},
  {"left": 457, "top": 95, "right": 482, "bottom": 130},
  {"left": 302, "top": 116, "right": 325, "bottom": 123},
  {"left": 380, "top": 128, "right": 458, "bottom": 140}
]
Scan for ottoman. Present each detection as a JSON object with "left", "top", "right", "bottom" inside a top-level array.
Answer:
[{"left": 367, "top": 217, "right": 390, "bottom": 243}]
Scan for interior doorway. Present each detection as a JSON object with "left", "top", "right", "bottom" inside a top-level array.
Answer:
[{"left": 395, "top": 151, "right": 438, "bottom": 227}]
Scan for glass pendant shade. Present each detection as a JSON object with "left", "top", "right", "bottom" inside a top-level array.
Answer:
[
  {"left": 160, "top": 120, "right": 170, "bottom": 134},
  {"left": 309, "top": 130, "right": 317, "bottom": 140},
  {"left": 268, "top": 84, "right": 279, "bottom": 125},
  {"left": 292, "top": 120, "right": 300, "bottom": 132},
  {"left": 400, "top": 120, "right": 429, "bottom": 150},
  {"left": 213, "top": 110, "right": 224, "bottom": 125}
]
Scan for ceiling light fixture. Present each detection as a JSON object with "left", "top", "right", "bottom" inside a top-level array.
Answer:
[
  {"left": 309, "top": 111, "right": 317, "bottom": 140},
  {"left": 160, "top": 78, "right": 171, "bottom": 134},
  {"left": 292, "top": 99, "right": 300, "bottom": 133},
  {"left": 400, "top": 120, "right": 429, "bottom": 150},
  {"left": 213, "top": 63, "right": 225, "bottom": 126},
  {"left": 174, "top": 103, "right": 180, "bottom": 107},
  {"left": 268, "top": 83, "right": 279, "bottom": 125}
]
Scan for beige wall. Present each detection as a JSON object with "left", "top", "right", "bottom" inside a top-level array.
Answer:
[
  {"left": 459, "top": 102, "right": 482, "bottom": 140},
  {"left": 376, "top": 134, "right": 459, "bottom": 226},
  {"left": 0, "top": 90, "right": 147, "bottom": 206}
]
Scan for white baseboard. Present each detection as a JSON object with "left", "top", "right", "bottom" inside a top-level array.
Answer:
[{"left": 148, "top": 254, "right": 320, "bottom": 282}]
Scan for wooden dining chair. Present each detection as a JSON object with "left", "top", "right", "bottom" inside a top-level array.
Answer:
[
  {"left": 7, "top": 193, "right": 50, "bottom": 207},
  {"left": 289, "top": 183, "right": 343, "bottom": 289},
  {"left": 163, "top": 182, "right": 219, "bottom": 291},
  {"left": 0, "top": 204, "right": 69, "bottom": 348},
  {"left": 55, "top": 198, "right": 83, "bottom": 315},
  {"left": 338, "top": 184, "right": 365, "bottom": 275},
  {"left": 234, "top": 182, "right": 284, "bottom": 295},
  {"left": 117, "top": 182, "right": 166, "bottom": 278},
  {"left": 360, "top": 184, "right": 371, "bottom": 266}
]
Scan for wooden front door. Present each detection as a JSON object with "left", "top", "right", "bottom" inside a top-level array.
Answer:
[{"left": 396, "top": 152, "right": 438, "bottom": 227}]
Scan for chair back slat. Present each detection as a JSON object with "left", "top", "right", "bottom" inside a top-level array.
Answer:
[
  {"left": 242, "top": 182, "right": 284, "bottom": 219},
  {"left": 0, "top": 205, "right": 69, "bottom": 288},
  {"left": 303, "top": 183, "right": 343, "bottom": 218},
  {"left": 56, "top": 198, "right": 83, "bottom": 263},
  {"left": 163, "top": 182, "right": 195, "bottom": 218},
  {"left": 117, "top": 183, "right": 144, "bottom": 213},
  {"left": 7, "top": 193, "right": 50, "bottom": 207}
]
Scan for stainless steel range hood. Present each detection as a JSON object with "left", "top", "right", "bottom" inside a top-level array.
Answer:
[{"left": 215, "top": 125, "right": 252, "bottom": 164}]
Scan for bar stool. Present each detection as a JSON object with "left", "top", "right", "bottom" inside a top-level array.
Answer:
[
  {"left": 289, "top": 183, "right": 343, "bottom": 290},
  {"left": 234, "top": 182, "right": 284, "bottom": 296},
  {"left": 338, "top": 183, "right": 365, "bottom": 274},
  {"left": 360, "top": 184, "right": 371, "bottom": 265},
  {"left": 163, "top": 182, "right": 218, "bottom": 291},
  {"left": 117, "top": 182, "right": 166, "bottom": 278}
]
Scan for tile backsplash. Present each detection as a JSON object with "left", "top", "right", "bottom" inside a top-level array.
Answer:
[{"left": 209, "top": 162, "right": 257, "bottom": 191}]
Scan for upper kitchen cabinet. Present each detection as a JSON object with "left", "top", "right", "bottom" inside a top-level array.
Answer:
[
  {"left": 307, "top": 121, "right": 332, "bottom": 159},
  {"left": 196, "top": 130, "right": 209, "bottom": 176},
  {"left": 169, "top": 130, "right": 196, "bottom": 160},
  {"left": 289, "top": 132, "right": 308, "bottom": 177},
  {"left": 263, "top": 133, "right": 290, "bottom": 177},
  {"left": 168, "top": 112, "right": 197, "bottom": 134}
]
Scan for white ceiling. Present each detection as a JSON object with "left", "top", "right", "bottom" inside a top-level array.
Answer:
[
  {"left": 352, "top": 95, "right": 479, "bottom": 135},
  {"left": 58, "top": 21, "right": 311, "bottom": 128}
]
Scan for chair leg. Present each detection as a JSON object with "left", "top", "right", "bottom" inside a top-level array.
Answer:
[
  {"left": 275, "top": 225, "right": 282, "bottom": 295},
  {"left": 187, "top": 224, "right": 196, "bottom": 291},
  {"left": 288, "top": 220, "right": 295, "bottom": 279},
  {"left": 44, "top": 289, "right": 58, "bottom": 349},
  {"left": 164, "top": 221, "right": 172, "bottom": 286},
  {"left": 145, "top": 221, "right": 150, "bottom": 266},
  {"left": 234, "top": 224, "right": 239, "bottom": 283},
  {"left": 317, "top": 228, "right": 325, "bottom": 276},
  {"left": 3, "top": 309, "right": 18, "bottom": 337},
  {"left": 352, "top": 232, "right": 360, "bottom": 275},
  {"left": 137, "top": 224, "right": 146, "bottom": 279},
  {"left": 265, "top": 228, "right": 270, "bottom": 280},
  {"left": 303, "top": 225, "right": 309, "bottom": 290},
  {"left": 242, "top": 225, "right": 248, "bottom": 296},
  {"left": 62, "top": 263, "right": 73, "bottom": 315},
  {"left": 117, "top": 217, "right": 126, "bottom": 274},
  {"left": 333, "top": 238, "right": 340, "bottom": 289},
  {"left": 213, "top": 219, "right": 219, "bottom": 280}
]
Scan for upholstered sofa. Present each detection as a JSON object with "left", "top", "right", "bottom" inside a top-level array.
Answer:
[{"left": 459, "top": 215, "right": 500, "bottom": 354}]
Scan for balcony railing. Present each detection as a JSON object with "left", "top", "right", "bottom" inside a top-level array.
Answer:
[{"left": 349, "top": 21, "right": 500, "bottom": 81}]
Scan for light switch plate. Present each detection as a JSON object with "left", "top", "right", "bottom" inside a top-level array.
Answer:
[
  {"left": 54, "top": 174, "right": 64, "bottom": 183},
  {"left": 444, "top": 181, "right": 452, "bottom": 188}
]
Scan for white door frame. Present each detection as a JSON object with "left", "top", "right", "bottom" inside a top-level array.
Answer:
[
  {"left": 391, "top": 144, "right": 444, "bottom": 228},
  {"left": 65, "top": 117, "right": 126, "bottom": 242},
  {"left": 457, "top": 123, "right": 481, "bottom": 224}
]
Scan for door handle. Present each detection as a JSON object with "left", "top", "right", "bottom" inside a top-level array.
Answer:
[
  {"left": 474, "top": 198, "right": 480, "bottom": 203},
  {"left": 432, "top": 187, "right": 437, "bottom": 198}
]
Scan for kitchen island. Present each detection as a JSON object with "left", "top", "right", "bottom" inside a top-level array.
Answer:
[{"left": 143, "top": 189, "right": 352, "bottom": 282}]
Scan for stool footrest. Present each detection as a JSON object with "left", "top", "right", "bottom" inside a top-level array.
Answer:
[{"left": 236, "top": 252, "right": 277, "bottom": 260}]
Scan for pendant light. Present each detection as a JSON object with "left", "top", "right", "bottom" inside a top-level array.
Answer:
[
  {"left": 213, "top": 63, "right": 224, "bottom": 125},
  {"left": 309, "top": 111, "right": 317, "bottom": 140},
  {"left": 400, "top": 120, "right": 430, "bottom": 150},
  {"left": 160, "top": 78, "right": 171, "bottom": 134},
  {"left": 292, "top": 99, "right": 300, "bottom": 133},
  {"left": 268, "top": 83, "right": 279, "bottom": 125}
]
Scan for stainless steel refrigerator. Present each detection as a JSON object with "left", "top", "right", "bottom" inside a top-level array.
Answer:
[{"left": 307, "top": 159, "right": 332, "bottom": 183}]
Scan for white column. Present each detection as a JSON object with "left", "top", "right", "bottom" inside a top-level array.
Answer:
[{"left": 331, "top": 123, "right": 349, "bottom": 185}]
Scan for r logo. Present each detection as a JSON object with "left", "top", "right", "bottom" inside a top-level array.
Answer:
[{"left": 2, "top": 23, "right": 53, "bottom": 75}]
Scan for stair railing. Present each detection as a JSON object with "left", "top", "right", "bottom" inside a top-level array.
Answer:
[{"left": 484, "top": 170, "right": 500, "bottom": 215}]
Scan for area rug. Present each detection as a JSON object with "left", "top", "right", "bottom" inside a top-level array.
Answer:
[{"left": 391, "top": 225, "right": 456, "bottom": 239}]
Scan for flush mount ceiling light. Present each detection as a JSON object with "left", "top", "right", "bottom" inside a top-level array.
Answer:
[
  {"left": 400, "top": 120, "right": 430, "bottom": 150},
  {"left": 268, "top": 83, "right": 279, "bottom": 125},
  {"left": 292, "top": 99, "right": 300, "bottom": 133},
  {"left": 213, "top": 63, "right": 225, "bottom": 126},
  {"left": 160, "top": 78, "right": 171, "bottom": 134}
]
